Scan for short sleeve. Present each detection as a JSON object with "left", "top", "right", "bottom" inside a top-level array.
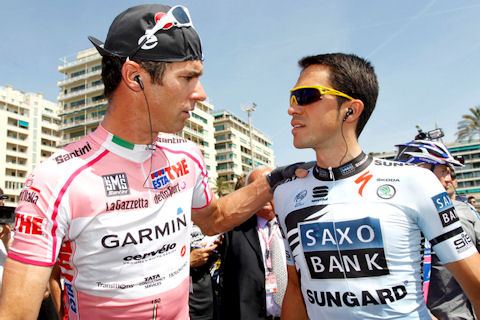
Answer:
[
  {"left": 8, "top": 167, "right": 69, "bottom": 266},
  {"left": 414, "top": 170, "right": 477, "bottom": 264}
]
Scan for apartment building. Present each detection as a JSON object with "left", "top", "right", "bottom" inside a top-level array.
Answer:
[
  {"left": 213, "top": 110, "right": 274, "bottom": 190},
  {"left": 177, "top": 100, "right": 217, "bottom": 183},
  {"left": 0, "top": 85, "right": 61, "bottom": 206},
  {"left": 58, "top": 48, "right": 105, "bottom": 147}
]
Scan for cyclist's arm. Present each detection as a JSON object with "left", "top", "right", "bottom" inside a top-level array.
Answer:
[
  {"left": 0, "top": 258, "right": 52, "bottom": 319},
  {"left": 281, "top": 265, "right": 308, "bottom": 320},
  {"left": 445, "top": 253, "right": 480, "bottom": 319},
  {"left": 49, "top": 263, "right": 64, "bottom": 317},
  {"left": 192, "top": 176, "right": 272, "bottom": 235}
]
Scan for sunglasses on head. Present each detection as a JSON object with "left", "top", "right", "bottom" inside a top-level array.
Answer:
[
  {"left": 129, "top": 5, "right": 194, "bottom": 59},
  {"left": 290, "top": 86, "right": 354, "bottom": 106}
]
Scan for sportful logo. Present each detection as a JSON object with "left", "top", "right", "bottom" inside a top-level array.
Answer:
[
  {"left": 150, "top": 159, "right": 189, "bottom": 189},
  {"left": 102, "top": 173, "right": 130, "bottom": 197},
  {"left": 313, "top": 186, "right": 328, "bottom": 199}
]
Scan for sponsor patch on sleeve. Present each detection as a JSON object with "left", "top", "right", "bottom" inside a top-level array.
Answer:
[{"left": 431, "top": 192, "right": 459, "bottom": 227}]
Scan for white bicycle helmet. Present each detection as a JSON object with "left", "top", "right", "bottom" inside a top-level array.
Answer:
[{"left": 394, "top": 139, "right": 463, "bottom": 168}]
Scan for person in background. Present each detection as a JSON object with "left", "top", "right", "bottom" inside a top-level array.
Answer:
[
  {"left": 0, "top": 187, "right": 12, "bottom": 296},
  {"left": 468, "top": 196, "right": 477, "bottom": 207},
  {"left": 395, "top": 139, "right": 480, "bottom": 320},
  {"left": 189, "top": 222, "right": 222, "bottom": 320},
  {"left": 221, "top": 166, "right": 287, "bottom": 320}
]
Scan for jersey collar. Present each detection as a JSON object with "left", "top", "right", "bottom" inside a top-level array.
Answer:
[{"left": 313, "top": 152, "right": 372, "bottom": 181}]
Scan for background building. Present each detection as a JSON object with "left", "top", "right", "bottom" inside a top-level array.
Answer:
[
  {"left": 0, "top": 85, "right": 61, "bottom": 205},
  {"left": 58, "top": 48, "right": 105, "bottom": 147},
  {"left": 178, "top": 100, "right": 217, "bottom": 184},
  {"left": 213, "top": 110, "right": 274, "bottom": 191}
]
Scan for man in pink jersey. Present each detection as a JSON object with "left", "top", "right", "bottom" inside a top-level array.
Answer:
[{"left": 0, "top": 4, "right": 297, "bottom": 319}]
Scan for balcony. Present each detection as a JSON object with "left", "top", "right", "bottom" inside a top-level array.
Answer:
[
  {"left": 5, "top": 162, "right": 28, "bottom": 171},
  {"left": 57, "top": 84, "right": 104, "bottom": 101},
  {"left": 57, "top": 69, "right": 102, "bottom": 87},
  {"left": 40, "top": 144, "right": 60, "bottom": 153},
  {"left": 61, "top": 115, "right": 104, "bottom": 130},
  {"left": 60, "top": 99, "right": 107, "bottom": 115},
  {"left": 58, "top": 54, "right": 101, "bottom": 72},
  {"left": 60, "top": 136, "right": 83, "bottom": 146},
  {"left": 5, "top": 149, "right": 27, "bottom": 158}
]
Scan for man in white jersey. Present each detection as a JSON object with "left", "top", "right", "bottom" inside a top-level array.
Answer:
[
  {"left": 0, "top": 4, "right": 297, "bottom": 319},
  {"left": 275, "top": 53, "right": 480, "bottom": 319}
]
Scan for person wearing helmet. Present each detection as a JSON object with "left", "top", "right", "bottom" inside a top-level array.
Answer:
[{"left": 395, "top": 139, "right": 480, "bottom": 320}]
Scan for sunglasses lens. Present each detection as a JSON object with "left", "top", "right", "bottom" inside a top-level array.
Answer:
[
  {"left": 291, "top": 88, "right": 321, "bottom": 106},
  {"left": 172, "top": 7, "right": 190, "bottom": 24}
]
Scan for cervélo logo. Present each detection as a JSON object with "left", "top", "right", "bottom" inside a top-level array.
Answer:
[{"left": 102, "top": 173, "right": 130, "bottom": 197}]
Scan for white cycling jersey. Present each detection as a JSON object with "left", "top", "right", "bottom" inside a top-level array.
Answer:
[
  {"left": 274, "top": 153, "right": 477, "bottom": 320},
  {"left": 9, "top": 125, "right": 213, "bottom": 319}
]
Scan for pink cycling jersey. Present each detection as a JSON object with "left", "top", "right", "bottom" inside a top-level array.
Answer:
[{"left": 9, "top": 124, "right": 213, "bottom": 319}]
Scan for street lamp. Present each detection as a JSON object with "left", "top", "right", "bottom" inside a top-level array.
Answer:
[{"left": 242, "top": 103, "right": 256, "bottom": 169}]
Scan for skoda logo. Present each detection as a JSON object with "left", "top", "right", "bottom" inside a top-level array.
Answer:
[
  {"left": 295, "top": 190, "right": 307, "bottom": 202},
  {"left": 377, "top": 184, "right": 396, "bottom": 199}
]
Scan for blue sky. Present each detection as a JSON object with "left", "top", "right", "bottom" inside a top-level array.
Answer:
[{"left": 1, "top": 0, "right": 480, "bottom": 166}]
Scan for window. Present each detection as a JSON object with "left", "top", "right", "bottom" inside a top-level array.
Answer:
[
  {"left": 215, "top": 125, "right": 224, "bottom": 131},
  {"left": 216, "top": 155, "right": 227, "bottom": 161},
  {"left": 215, "top": 144, "right": 226, "bottom": 150},
  {"left": 92, "top": 94, "right": 105, "bottom": 102},
  {"left": 70, "top": 131, "right": 84, "bottom": 138},
  {"left": 71, "top": 85, "right": 85, "bottom": 92},
  {"left": 91, "top": 80, "right": 102, "bottom": 87},
  {"left": 71, "top": 100, "right": 85, "bottom": 107},
  {"left": 71, "top": 70, "right": 86, "bottom": 78},
  {"left": 192, "top": 112, "right": 207, "bottom": 124},
  {"left": 92, "top": 65, "right": 102, "bottom": 72}
]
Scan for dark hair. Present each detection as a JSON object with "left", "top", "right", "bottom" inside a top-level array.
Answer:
[
  {"left": 234, "top": 174, "right": 246, "bottom": 191},
  {"left": 299, "top": 53, "right": 379, "bottom": 137},
  {"left": 101, "top": 56, "right": 168, "bottom": 99},
  {"left": 468, "top": 196, "right": 476, "bottom": 201}
]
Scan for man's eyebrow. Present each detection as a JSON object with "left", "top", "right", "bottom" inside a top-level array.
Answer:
[{"left": 183, "top": 70, "right": 203, "bottom": 77}]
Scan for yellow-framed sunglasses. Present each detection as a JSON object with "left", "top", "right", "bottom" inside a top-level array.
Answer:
[{"left": 290, "top": 85, "right": 354, "bottom": 106}]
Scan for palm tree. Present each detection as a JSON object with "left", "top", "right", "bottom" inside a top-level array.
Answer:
[
  {"left": 213, "top": 176, "right": 232, "bottom": 197},
  {"left": 457, "top": 106, "right": 480, "bottom": 142}
]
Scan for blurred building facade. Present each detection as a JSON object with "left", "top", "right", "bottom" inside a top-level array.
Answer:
[
  {"left": 0, "top": 85, "right": 61, "bottom": 205},
  {"left": 213, "top": 110, "right": 275, "bottom": 190}
]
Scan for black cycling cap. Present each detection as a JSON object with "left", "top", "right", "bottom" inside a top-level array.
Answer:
[{"left": 88, "top": 4, "right": 202, "bottom": 62}]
